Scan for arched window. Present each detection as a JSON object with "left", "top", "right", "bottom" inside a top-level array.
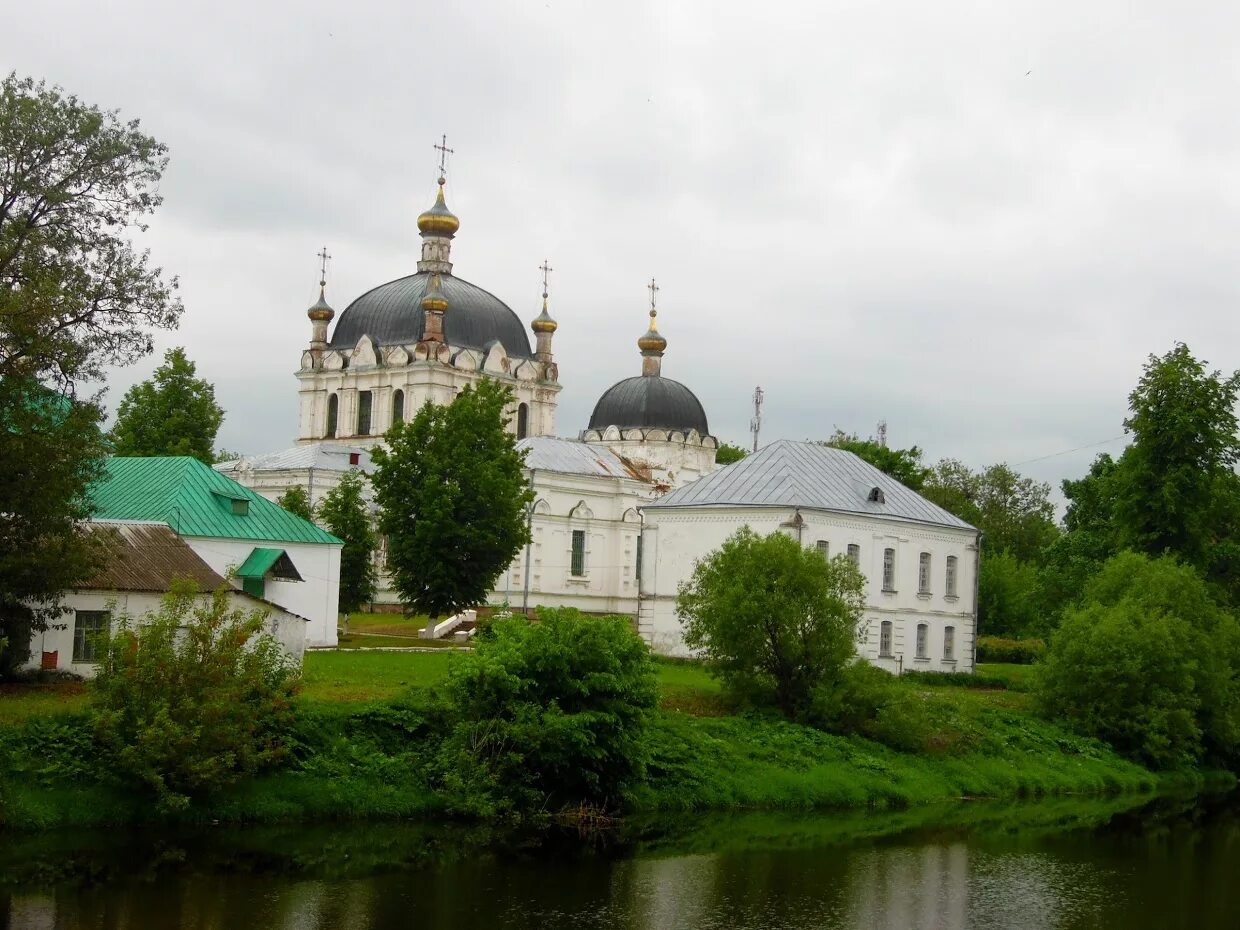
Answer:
[
  {"left": 918, "top": 552, "right": 932, "bottom": 594},
  {"left": 945, "top": 556, "right": 959, "bottom": 597},
  {"left": 517, "top": 402, "right": 529, "bottom": 439},
  {"left": 879, "top": 620, "right": 893, "bottom": 658},
  {"left": 944, "top": 626, "right": 956, "bottom": 661},
  {"left": 916, "top": 623, "right": 928, "bottom": 659},
  {"left": 392, "top": 389, "right": 405, "bottom": 426},
  {"left": 325, "top": 393, "right": 338, "bottom": 438},
  {"left": 882, "top": 548, "right": 896, "bottom": 592},
  {"left": 357, "top": 391, "right": 373, "bottom": 436}
]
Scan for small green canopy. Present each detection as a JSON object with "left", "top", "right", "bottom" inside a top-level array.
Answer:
[{"left": 235, "top": 547, "right": 302, "bottom": 581}]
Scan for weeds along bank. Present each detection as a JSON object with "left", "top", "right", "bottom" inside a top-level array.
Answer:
[{"left": 0, "top": 667, "right": 1218, "bottom": 833}]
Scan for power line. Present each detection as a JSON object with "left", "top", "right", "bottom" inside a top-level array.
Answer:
[{"left": 1012, "top": 434, "right": 1127, "bottom": 467}]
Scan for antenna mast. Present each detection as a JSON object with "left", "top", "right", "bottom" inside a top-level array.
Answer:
[
  {"left": 750, "top": 386, "right": 764, "bottom": 453},
  {"left": 876, "top": 419, "right": 888, "bottom": 448}
]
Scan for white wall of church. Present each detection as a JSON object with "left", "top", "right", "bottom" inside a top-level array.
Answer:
[
  {"left": 492, "top": 471, "right": 654, "bottom": 615},
  {"left": 181, "top": 537, "right": 341, "bottom": 648},
  {"left": 638, "top": 506, "right": 978, "bottom": 672}
]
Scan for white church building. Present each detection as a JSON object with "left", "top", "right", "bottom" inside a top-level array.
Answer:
[{"left": 224, "top": 162, "right": 979, "bottom": 669}]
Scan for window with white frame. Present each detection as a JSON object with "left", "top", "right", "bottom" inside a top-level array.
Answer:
[
  {"left": 918, "top": 552, "right": 931, "bottom": 594},
  {"left": 815, "top": 540, "right": 829, "bottom": 558},
  {"left": 946, "top": 555, "right": 958, "bottom": 597},
  {"left": 73, "top": 610, "right": 110, "bottom": 663},
  {"left": 916, "top": 623, "right": 928, "bottom": 659},
  {"left": 847, "top": 543, "right": 860, "bottom": 566},
  {"left": 944, "top": 625, "right": 956, "bottom": 661},
  {"left": 879, "top": 620, "right": 893, "bottom": 657},
  {"left": 882, "top": 548, "right": 896, "bottom": 591}
]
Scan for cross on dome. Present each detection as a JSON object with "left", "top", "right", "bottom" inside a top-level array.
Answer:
[{"left": 433, "top": 134, "right": 454, "bottom": 183}]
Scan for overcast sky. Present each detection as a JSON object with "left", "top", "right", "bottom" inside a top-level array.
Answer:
[{"left": 11, "top": 0, "right": 1240, "bottom": 495}]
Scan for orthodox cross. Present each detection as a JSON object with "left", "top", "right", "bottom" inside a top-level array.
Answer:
[
  {"left": 539, "top": 259, "right": 553, "bottom": 297},
  {"left": 316, "top": 246, "right": 331, "bottom": 287},
  {"left": 648, "top": 277, "right": 659, "bottom": 313},
  {"left": 433, "top": 134, "right": 454, "bottom": 179}
]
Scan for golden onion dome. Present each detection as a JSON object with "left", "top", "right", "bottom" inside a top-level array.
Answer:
[
  {"left": 531, "top": 294, "right": 558, "bottom": 334},
  {"left": 417, "top": 178, "right": 460, "bottom": 237},
  {"left": 637, "top": 309, "right": 666, "bottom": 355},
  {"left": 307, "top": 286, "right": 335, "bottom": 322},
  {"left": 421, "top": 274, "right": 449, "bottom": 313}
]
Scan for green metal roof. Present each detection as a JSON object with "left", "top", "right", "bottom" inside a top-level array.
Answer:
[
  {"left": 235, "top": 547, "right": 287, "bottom": 578},
  {"left": 92, "top": 457, "right": 341, "bottom": 546}
]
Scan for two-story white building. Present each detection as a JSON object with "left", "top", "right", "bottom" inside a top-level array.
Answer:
[{"left": 639, "top": 440, "right": 981, "bottom": 672}]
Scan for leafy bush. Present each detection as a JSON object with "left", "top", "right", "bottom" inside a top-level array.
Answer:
[
  {"left": 901, "top": 669, "right": 1012, "bottom": 690},
  {"left": 978, "top": 550, "right": 1044, "bottom": 638},
  {"left": 677, "top": 527, "right": 866, "bottom": 719},
  {"left": 91, "top": 584, "right": 298, "bottom": 811},
  {"left": 976, "top": 636, "right": 1046, "bottom": 665},
  {"left": 436, "top": 609, "right": 657, "bottom": 815},
  {"left": 1037, "top": 552, "right": 1240, "bottom": 769}
]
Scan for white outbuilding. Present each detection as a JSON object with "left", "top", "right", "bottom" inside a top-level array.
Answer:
[{"left": 638, "top": 440, "right": 981, "bottom": 673}]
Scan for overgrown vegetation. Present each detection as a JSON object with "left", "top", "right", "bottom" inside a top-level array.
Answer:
[{"left": 90, "top": 584, "right": 298, "bottom": 811}]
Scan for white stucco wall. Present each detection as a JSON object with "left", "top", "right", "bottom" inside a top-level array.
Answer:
[
  {"left": 183, "top": 537, "right": 341, "bottom": 647},
  {"left": 638, "top": 506, "right": 979, "bottom": 673},
  {"left": 24, "top": 590, "right": 307, "bottom": 677}
]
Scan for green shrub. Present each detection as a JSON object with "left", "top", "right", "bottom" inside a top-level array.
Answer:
[
  {"left": 901, "top": 670, "right": 1011, "bottom": 690},
  {"left": 677, "top": 527, "right": 866, "bottom": 719},
  {"left": 976, "top": 636, "right": 1046, "bottom": 664},
  {"left": 1037, "top": 552, "right": 1240, "bottom": 769},
  {"left": 91, "top": 584, "right": 298, "bottom": 811},
  {"left": 436, "top": 608, "right": 657, "bottom": 815}
]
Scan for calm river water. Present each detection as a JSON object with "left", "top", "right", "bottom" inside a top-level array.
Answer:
[{"left": 2, "top": 790, "right": 1238, "bottom": 930}]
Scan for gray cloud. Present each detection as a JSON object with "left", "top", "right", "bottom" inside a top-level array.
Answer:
[{"left": 11, "top": 0, "right": 1240, "bottom": 503}]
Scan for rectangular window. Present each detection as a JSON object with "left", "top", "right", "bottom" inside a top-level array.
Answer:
[
  {"left": 72, "top": 610, "right": 110, "bottom": 663},
  {"left": 916, "top": 623, "right": 928, "bottom": 659},
  {"left": 357, "top": 391, "right": 373, "bottom": 436},
  {"left": 571, "top": 530, "right": 586, "bottom": 576},
  {"left": 847, "top": 543, "right": 860, "bottom": 566},
  {"left": 918, "top": 552, "right": 931, "bottom": 594},
  {"left": 636, "top": 534, "right": 643, "bottom": 582},
  {"left": 815, "top": 540, "right": 829, "bottom": 559},
  {"left": 882, "top": 548, "right": 896, "bottom": 591},
  {"left": 946, "top": 556, "right": 958, "bottom": 597},
  {"left": 944, "top": 626, "right": 956, "bottom": 661},
  {"left": 879, "top": 620, "right": 893, "bottom": 657}
]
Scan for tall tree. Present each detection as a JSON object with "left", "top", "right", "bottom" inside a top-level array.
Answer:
[
  {"left": 822, "top": 431, "right": 931, "bottom": 491},
  {"left": 1113, "top": 343, "right": 1240, "bottom": 570},
  {"left": 316, "top": 470, "right": 376, "bottom": 618},
  {"left": 110, "top": 347, "right": 224, "bottom": 463},
  {"left": 371, "top": 380, "right": 533, "bottom": 618},
  {"left": 0, "top": 74, "right": 181, "bottom": 670},
  {"left": 1, "top": 75, "right": 181, "bottom": 385},
  {"left": 276, "top": 486, "right": 315, "bottom": 523}
]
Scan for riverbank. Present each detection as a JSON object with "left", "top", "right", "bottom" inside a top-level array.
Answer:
[{"left": 0, "top": 653, "right": 1230, "bottom": 832}]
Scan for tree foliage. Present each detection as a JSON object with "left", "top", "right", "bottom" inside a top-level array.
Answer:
[
  {"left": 0, "top": 74, "right": 181, "bottom": 386},
  {"left": 437, "top": 609, "right": 657, "bottom": 814},
  {"left": 371, "top": 379, "right": 533, "bottom": 618},
  {"left": 677, "top": 527, "right": 866, "bottom": 719},
  {"left": 0, "top": 381, "right": 109, "bottom": 675},
  {"left": 1037, "top": 552, "right": 1240, "bottom": 769},
  {"left": 0, "top": 74, "right": 180, "bottom": 647},
  {"left": 317, "top": 470, "right": 376, "bottom": 615},
  {"left": 1114, "top": 344, "right": 1240, "bottom": 580},
  {"left": 923, "top": 460, "right": 1058, "bottom": 563},
  {"left": 715, "top": 442, "right": 748, "bottom": 465},
  {"left": 110, "top": 347, "right": 224, "bottom": 463},
  {"left": 977, "top": 549, "right": 1042, "bottom": 638},
  {"left": 276, "top": 485, "right": 315, "bottom": 522},
  {"left": 91, "top": 583, "right": 298, "bottom": 811},
  {"left": 822, "top": 430, "right": 931, "bottom": 491}
]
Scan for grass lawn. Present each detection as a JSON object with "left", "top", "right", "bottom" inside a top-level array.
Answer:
[
  {"left": 977, "top": 662, "right": 1039, "bottom": 690},
  {"left": 342, "top": 611, "right": 430, "bottom": 638}
]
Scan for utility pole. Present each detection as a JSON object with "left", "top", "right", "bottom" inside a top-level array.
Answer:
[{"left": 750, "top": 386, "right": 764, "bottom": 453}]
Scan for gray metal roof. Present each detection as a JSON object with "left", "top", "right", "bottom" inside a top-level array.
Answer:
[
  {"left": 214, "top": 443, "right": 374, "bottom": 475},
  {"left": 588, "top": 375, "right": 710, "bottom": 435},
  {"left": 646, "top": 439, "right": 975, "bottom": 530},
  {"left": 328, "top": 272, "right": 534, "bottom": 359},
  {"left": 518, "top": 436, "right": 649, "bottom": 482}
]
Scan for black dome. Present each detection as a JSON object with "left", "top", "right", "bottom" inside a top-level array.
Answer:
[
  {"left": 589, "top": 375, "right": 710, "bottom": 435},
  {"left": 328, "top": 272, "right": 533, "bottom": 358}
]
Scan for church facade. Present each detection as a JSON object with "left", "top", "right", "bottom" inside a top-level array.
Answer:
[{"left": 224, "top": 165, "right": 978, "bottom": 668}]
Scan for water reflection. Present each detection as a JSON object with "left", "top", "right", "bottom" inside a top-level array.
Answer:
[{"left": 3, "top": 792, "right": 1239, "bottom": 930}]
